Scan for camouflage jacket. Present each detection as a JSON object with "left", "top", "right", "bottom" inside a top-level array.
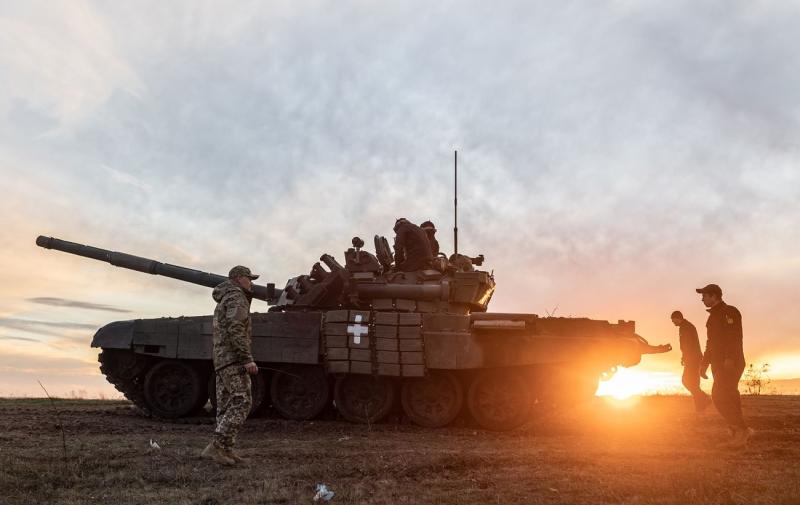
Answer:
[{"left": 212, "top": 280, "right": 254, "bottom": 371}]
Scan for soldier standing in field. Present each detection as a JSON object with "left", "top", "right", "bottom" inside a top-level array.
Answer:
[
  {"left": 201, "top": 265, "right": 260, "bottom": 466},
  {"left": 670, "top": 310, "right": 709, "bottom": 412},
  {"left": 696, "top": 283, "right": 753, "bottom": 448}
]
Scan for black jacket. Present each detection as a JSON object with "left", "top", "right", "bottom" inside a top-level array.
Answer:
[
  {"left": 394, "top": 221, "right": 433, "bottom": 271},
  {"left": 678, "top": 319, "right": 703, "bottom": 364},
  {"left": 702, "top": 301, "right": 744, "bottom": 366}
]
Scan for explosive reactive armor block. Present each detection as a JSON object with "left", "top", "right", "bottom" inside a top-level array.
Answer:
[{"left": 323, "top": 310, "right": 425, "bottom": 377}]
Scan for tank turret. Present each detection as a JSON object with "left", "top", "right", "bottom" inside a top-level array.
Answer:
[{"left": 272, "top": 235, "right": 495, "bottom": 314}]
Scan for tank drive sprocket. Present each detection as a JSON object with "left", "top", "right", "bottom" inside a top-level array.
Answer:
[{"left": 98, "top": 349, "right": 151, "bottom": 415}]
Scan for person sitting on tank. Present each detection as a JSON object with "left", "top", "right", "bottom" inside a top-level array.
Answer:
[
  {"left": 393, "top": 218, "right": 434, "bottom": 271},
  {"left": 420, "top": 220, "right": 440, "bottom": 257}
]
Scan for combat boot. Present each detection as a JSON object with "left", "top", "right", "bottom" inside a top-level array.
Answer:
[
  {"left": 201, "top": 441, "right": 235, "bottom": 466},
  {"left": 225, "top": 449, "right": 251, "bottom": 465}
]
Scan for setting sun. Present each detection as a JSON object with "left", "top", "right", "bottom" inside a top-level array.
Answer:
[{"left": 596, "top": 367, "right": 683, "bottom": 399}]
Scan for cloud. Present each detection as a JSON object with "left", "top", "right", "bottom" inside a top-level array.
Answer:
[
  {"left": 0, "top": 318, "right": 98, "bottom": 339},
  {"left": 0, "top": 335, "right": 40, "bottom": 343},
  {"left": 47, "top": 335, "right": 93, "bottom": 351},
  {"left": 28, "top": 297, "right": 132, "bottom": 313},
  {"left": 0, "top": 0, "right": 143, "bottom": 126}
]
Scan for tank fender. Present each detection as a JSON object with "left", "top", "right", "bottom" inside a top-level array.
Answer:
[{"left": 91, "top": 320, "right": 135, "bottom": 349}]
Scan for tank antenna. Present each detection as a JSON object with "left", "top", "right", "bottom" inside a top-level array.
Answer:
[{"left": 453, "top": 150, "right": 458, "bottom": 256}]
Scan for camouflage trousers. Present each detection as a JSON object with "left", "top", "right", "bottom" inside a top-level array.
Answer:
[{"left": 213, "top": 365, "right": 252, "bottom": 450}]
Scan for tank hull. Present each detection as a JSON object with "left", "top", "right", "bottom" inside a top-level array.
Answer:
[
  {"left": 93, "top": 310, "right": 645, "bottom": 372},
  {"left": 93, "top": 310, "right": 651, "bottom": 428}
]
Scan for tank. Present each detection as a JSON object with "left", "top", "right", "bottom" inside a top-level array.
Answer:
[{"left": 36, "top": 234, "right": 671, "bottom": 430}]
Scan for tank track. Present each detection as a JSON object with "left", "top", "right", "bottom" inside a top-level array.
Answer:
[{"left": 98, "top": 349, "right": 152, "bottom": 416}]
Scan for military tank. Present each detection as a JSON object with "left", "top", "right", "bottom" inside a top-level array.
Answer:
[{"left": 36, "top": 234, "right": 670, "bottom": 430}]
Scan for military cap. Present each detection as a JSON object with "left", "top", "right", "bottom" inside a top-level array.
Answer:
[
  {"left": 228, "top": 265, "right": 259, "bottom": 280},
  {"left": 420, "top": 220, "right": 436, "bottom": 231},
  {"left": 695, "top": 283, "right": 722, "bottom": 297}
]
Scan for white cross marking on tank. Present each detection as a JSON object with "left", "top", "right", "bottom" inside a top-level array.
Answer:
[{"left": 347, "top": 314, "right": 369, "bottom": 344}]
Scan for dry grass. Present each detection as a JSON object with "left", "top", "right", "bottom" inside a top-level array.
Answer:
[{"left": 0, "top": 396, "right": 798, "bottom": 504}]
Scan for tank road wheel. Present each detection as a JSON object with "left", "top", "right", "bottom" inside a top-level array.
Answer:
[
  {"left": 208, "top": 368, "right": 267, "bottom": 417},
  {"left": 334, "top": 375, "right": 395, "bottom": 424},
  {"left": 467, "top": 369, "right": 531, "bottom": 431},
  {"left": 270, "top": 365, "right": 330, "bottom": 420},
  {"left": 400, "top": 371, "right": 464, "bottom": 428},
  {"left": 143, "top": 360, "right": 204, "bottom": 419}
]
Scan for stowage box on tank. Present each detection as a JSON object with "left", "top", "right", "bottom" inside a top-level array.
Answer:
[{"left": 36, "top": 234, "right": 670, "bottom": 430}]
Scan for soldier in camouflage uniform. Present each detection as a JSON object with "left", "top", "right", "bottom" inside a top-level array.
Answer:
[{"left": 201, "top": 265, "right": 259, "bottom": 466}]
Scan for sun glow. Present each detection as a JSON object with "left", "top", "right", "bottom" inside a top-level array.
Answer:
[
  {"left": 757, "top": 353, "right": 800, "bottom": 379},
  {"left": 596, "top": 367, "right": 683, "bottom": 399}
]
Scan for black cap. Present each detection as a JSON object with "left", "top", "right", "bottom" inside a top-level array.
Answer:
[{"left": 695, "top": 284, "right": 722, "bottom": 297}]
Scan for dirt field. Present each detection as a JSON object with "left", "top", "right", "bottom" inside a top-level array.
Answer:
[{"left": 1, "top": 395, "right": 798, "bottom": 505}]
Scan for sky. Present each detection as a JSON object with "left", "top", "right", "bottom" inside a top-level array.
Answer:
[{"left": 1, "top": 0, "right": 798, "bottom": 397}]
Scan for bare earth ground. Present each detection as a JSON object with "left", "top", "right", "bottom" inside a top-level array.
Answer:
[{"left": 1, "top": 395, "right": 798, "bottom": 505}]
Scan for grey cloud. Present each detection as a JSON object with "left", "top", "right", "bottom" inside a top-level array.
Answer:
[
  {"left": 0, "top": 335, "right": 40, "bottom": 343},
  {"left": 35, "top": 5, "right": 800, "bottom": 288},
  {"left": 6, "top": 98, "right": 60, "bottom": 138},
  {"left": 47, "top": 335, "right": 91, "bottom": 350},
  {"left": 28, "top": 297, "right": 132, "bottom": 313},
  {"left": 0, "top": 318, "right": 97, "bottom": 338}
]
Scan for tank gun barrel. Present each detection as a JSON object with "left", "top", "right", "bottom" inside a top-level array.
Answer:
[
  {"left": 35, "top": 236, "right": 280, "bottom": 303},
  {"left": 637, "top": 338, "right": 672, "bottom": 355}
]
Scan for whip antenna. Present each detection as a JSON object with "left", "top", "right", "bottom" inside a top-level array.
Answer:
[{"left": 453, "top": 150, "right": 458, "bottom": 256}]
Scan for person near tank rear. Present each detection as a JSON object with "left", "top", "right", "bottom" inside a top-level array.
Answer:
[
  {"left": 696, "top": 283, "right": 752, "bottom": 448},
  {"left": 670, "top": 310, "right": 709, "bottom": 412},
  {"left": 201, "top": 265, "right": 259, "bottom": 466}
]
